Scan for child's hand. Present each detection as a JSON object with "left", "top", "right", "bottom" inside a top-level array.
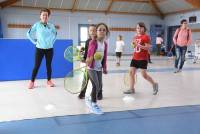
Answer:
[
  {"left": 131, "top": 42, "right": 136, "bottom": 48},
  {"left": 86, "top": 57, "right": 93, "bottom": 65},
  {"left": 103, "top": 70, "right": 107, "bottom": 74}
]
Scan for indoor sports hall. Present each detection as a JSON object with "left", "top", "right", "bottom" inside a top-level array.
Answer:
[{"left": 0, "top": 0, "right": 200, "bottom": 133}]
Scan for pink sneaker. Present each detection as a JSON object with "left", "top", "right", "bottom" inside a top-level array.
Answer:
[
  {"left": 28, "top": 81, "right": 34, "bottom": 89},
  {"left": 47, "top": 80, "right": 55, "bottom": 87}
]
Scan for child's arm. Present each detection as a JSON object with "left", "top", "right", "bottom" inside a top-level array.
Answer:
[
  {"left": 136, "top": 43, "right": 151, "bottom": 50},
  {"left": 131, "top": 39, "right": 137, "bottom": 48},
  {"left": 86, "top": 40, "right": 95, "bottom": 66},
  {"left": 86, "top": 56, "right": 93, "bottom": 66},
  {"left": 136, "top": 36, "right": 151, "bottom": 50}
]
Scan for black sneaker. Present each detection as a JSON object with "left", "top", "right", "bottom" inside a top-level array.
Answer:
[{"left": 78, "top": 93, "right": 85, "bottom": 99}]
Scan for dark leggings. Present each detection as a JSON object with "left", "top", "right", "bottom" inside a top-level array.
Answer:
[{"left": 31, "top": 48, "right": 53, "bottom": 82}]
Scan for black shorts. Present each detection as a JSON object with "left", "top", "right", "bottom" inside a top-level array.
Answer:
[
  {"left": 116, "top": 52, "right": 122, "bottom": 58},
  {"left": 130, "top": 59, "right": 148, "bottom": 69}
]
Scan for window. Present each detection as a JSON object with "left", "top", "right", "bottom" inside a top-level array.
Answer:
[
  {"left": 189, "top": 16, "right": 197, "bottom": 23},
  {"left": 78, "top": 24, "right": 89, "bottom": 47}
]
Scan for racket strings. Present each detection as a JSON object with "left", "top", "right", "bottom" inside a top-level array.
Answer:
[
  {"left": 64, "top": 46, "right": 83, "bottom": 62},
  {"left": 64, "top": 66, "right": 88, "bottom": 94}
]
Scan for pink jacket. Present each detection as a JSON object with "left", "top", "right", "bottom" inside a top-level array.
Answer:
[
  {"left": 173, "top": 28, "right": 192, "bottom": 47},
  {"left": 87, "top": 40, "right": 108, "bottom": 72}
]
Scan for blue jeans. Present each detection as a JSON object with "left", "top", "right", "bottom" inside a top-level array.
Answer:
[{"left": 174, "top": 45, "right": 187, "bottom": 70}]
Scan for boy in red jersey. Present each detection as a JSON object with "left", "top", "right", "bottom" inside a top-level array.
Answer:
[{"left": 124, "top": 22, "right": 158, "bottom": 95}]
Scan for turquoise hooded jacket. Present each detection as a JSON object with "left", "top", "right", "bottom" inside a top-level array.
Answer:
[{"left": 27, "top": 21, "right": 57, "bottom": 49}]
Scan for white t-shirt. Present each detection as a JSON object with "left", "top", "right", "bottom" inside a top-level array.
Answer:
[
  {"left": 115, "top": 40, "right": 125, "bottom": 52},
  {"left": 156, "top": 37, "right": 163, "bottom": 44},
  {"left": 93, "top": 41, "right": 105, "bottom": 71}
]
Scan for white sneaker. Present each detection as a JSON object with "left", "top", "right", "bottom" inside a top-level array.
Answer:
[
  {"left": 174, "top": 68, "right": 179, "bottom": 73},
  {"left": 178, "top": 69, "right": 182, "bottom": 73},
  {"left": 91, "top": 103, "right": 104, "bottom": 115}
]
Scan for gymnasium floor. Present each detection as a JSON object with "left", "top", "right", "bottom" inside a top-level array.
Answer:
[{"left": 1, "top": 55, "right": 200, "bottom": 134}]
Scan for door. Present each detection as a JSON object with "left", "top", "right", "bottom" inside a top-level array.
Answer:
[{"left": 167, "top": 25, "right": 179, "bottom": 55}]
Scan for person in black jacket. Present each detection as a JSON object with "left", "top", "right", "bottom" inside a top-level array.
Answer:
[{"left": 78, "top": 24, "right": 96, "bottom": 99}]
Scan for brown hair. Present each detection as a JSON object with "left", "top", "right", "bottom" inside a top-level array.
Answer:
[
  {"left": 118, "top": 35, "right": 123, "bottom": 40},
  {"left": 180, "top": 19, "right": 187, "bottom": 24},
  {"left": 89, "top": 24, "right": 96, "bottom": 28},
  {"left": 96, "top": 22, "right": 110, "bottom": 37},
  {"left": 88, "top": 24, "right": 97, "bottom": 39},
  {"left": 137, "top": 22, "right": 147, "bottom": 32},
  {"left": 40, "top": 8, "right": 51, "bottom": 16}
]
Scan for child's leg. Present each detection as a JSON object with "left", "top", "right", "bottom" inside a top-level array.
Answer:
[
  {"left": 78, "top": 70, "right": 89, "bottom": 99},
  {"left": 123, "top": 67, "right": 136, "bottom": 94},
  {"left": 140, "top": 69, "right": 158, "bottom": 95},
  {"left": 119, "top": 52, "right": 122, "bottom": 64},
  {"left": 87, "top": 70, "right": 104, "bottom": 114},
  {"left": 140, "top": 69, "right": 155, "bottom": 85},
  {"left": 130, "top": 67, "right": 137, "bottom": 90},
  {"left": 116, "top": 52, "right": 118, "bottom": 63},
  {"left": 97, "top": 71, "right": 103, "bottom": 100},
  {"left": 117, "top": 57, "right": 119, "bottom": 63},
  {"left": 88, "top": 70, "right": 99, "bottom": 103}
]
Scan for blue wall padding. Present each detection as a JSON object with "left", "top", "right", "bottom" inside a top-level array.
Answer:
[
  {"left": 0, "top": 39, "right": 73, "bottom": 81},
  {"left": 0, "top": 18, "right": 3, "bottom": 38}
]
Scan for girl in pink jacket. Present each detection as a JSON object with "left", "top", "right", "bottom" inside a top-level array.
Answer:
[{"left": 85, "top": 23, "right": 109, "bottom": 114}]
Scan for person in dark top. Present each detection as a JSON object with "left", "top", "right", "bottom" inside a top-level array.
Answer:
[{"left": 78, "top": 24, "right": 96, "bottom": 99}]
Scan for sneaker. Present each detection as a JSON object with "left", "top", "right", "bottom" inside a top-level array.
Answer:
[
  {"left": 174, "top": 68, "right": 179, "bottom": 73},
  {"left": 178, "top": 69, "right": 182, "bottom": 73},
  {"left": 97, "top": 92, "right": 103, "bottom": 100},
  {"left": 28, "top": 81, "right": 34, "bottom": 89},
  {"left": 47, "top": 80, "right": 55, "bottom": 87},
  {"left": 153, "top": 83, "right": 159, "bottom": 95},
  {"left": 91, "top": 103, "right": 103, "bottom": 115},
  {"left": 78, "top": 93, "right": 85, "bottom": 99},
  {"left": 123, "top": 89, "right": 135, "bottom": 94}
]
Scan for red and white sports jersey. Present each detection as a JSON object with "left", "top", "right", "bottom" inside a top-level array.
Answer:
[{"left": 132, "top": 34, "right": 150, "bottom": 60}]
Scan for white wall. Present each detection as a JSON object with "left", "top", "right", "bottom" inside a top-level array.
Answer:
[
  {"left": 1, "top": 7, "right": 200, "bottom": 54},
  {"left": 164, "top": 10, "right": 200, "bottom": 26},
  {"left": 1, "top": 7, "right": 163, "bottom": 54},
  {"left": 164, "top": 11, "right": 200, "bottom": 52}
]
